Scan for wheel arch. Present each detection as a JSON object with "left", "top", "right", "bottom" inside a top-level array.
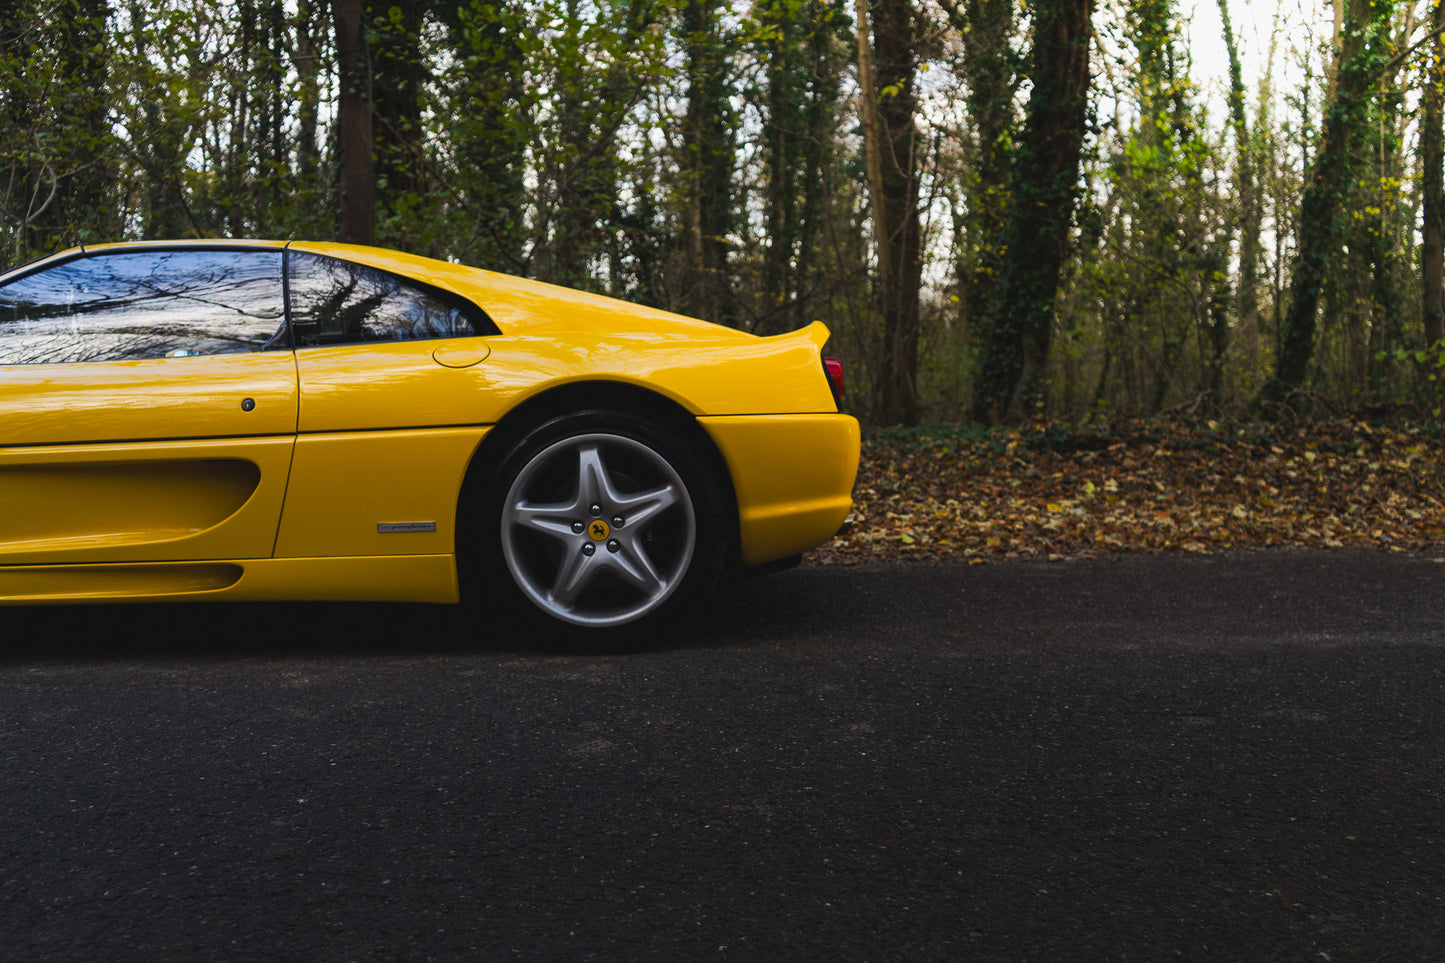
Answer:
[{"left": 454, "top": 380, "right": 743, "bottom": 589}]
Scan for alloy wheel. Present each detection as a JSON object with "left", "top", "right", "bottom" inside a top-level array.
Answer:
[{"left": 499, "top": 432, "right": 697, "bottom": 628}]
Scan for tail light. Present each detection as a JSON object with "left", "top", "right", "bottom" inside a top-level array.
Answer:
[{"left": 822, "top": 356, "right": 844, "bottom": 408}]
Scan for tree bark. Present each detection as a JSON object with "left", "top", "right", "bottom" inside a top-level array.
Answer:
[
  {"left": 1267, "top": 0, "right": 1391, "bottom": 406},
  {"left": 854, "top": 0, "right": 889, "bottom": 300},
  {"left": 680, "top": 0, "right": 735, "bottom": 324},
  {"left": 264, "top": 0, "right": 286, "bottom": 175},
  {"left": 367, "top": 0, "right": 426, "bottom": 210},
  {"left": 294, "top": 0, "right": 323, "bottom": 182},
  {"left": 1215, "top": 0, "right": 1255, "bottom": 397},
  {"left": 792, "top": 6, "right": 844, "bottom": 329},
  {"left": 125, "top": 1, "right": 190, "bottom": 239},
  {"left": 57, "top": 0, "right": 115, "bottom": 243},
  {"left": 971, "top": 0, "right": 1094, "bottom": 423},
  {"left": 1423, "top": 0, "right": 1445, "bottom": 356},
  {"left": 761, "top": 8, "right": 792, "bottom": 331},
  {"left": 438, "top": 0, "right": 528, "bottom": 270},
  {"left": 939, "top": 0, "right": 1016, "bottom": 343},
  {"left": 332, "top": 0, "right": 373, "bottom": 245},
  {"left": 858, "top": 0, "right": 923, "bottom": 425}
]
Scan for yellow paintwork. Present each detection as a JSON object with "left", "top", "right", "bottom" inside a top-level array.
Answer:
[
  {"left": 223, "top": 555, "right": 460, "bottom": 603},
  {"left": 432, "top": 342, "right": 490, "bottom": 368},
  {"left": 290, "top": 322, "right": 835, "bottom": 432},
  {"left": 700, "top": 414, "right": 861, "bottom": 566},
  {"left": 0, "top": 561, "right": 244, "bottom": 600},
  {"left": 0, "top": 437, "right": 294, "bottom": 563},
  {"left": 274, "top": 427, "right": 487, "bottom": 558},
  {"left": 290, "top": 241, "right": 839, "bottom": 418},
  {"left": 0, "top": 351, "right": 298, "bottom": 446},
  {"left": 0, "top": 240, "right": 859, "bottom": 606},
  {"left": 0, "top": 555, "right": 457, "bottom": 604}
]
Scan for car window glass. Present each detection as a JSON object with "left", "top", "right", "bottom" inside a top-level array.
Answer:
[
  {"left": 287, "top": 251, "right": 478, "bottom": 347},
  {"left": 0, "top": 249, "right": 284, "bottom": 365}
]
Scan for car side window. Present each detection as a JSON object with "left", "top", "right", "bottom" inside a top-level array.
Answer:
[
  {"left": 0, "top": 249, "right": 285, "bottom": 365},
  {"left": 287, "top": 251, "right": 481, "bottom": 347}
]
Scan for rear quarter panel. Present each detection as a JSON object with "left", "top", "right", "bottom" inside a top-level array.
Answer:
[{"left": 290, "top": 243, "right": 859, "bottom": 571}]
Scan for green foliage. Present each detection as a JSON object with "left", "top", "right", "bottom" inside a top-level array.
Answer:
[
  {"left": 742, "top": 0, "right": 853, "bottom": 336},
  {"left": 0, "top": 0, "right": 1441, "bottom": 429},
  {"left": 971, "top": 0, "right": 1094, "bottom": 423},
  {"left": 1269, "top": 0, "right": 1398, "bottom": 407},
  {"left": 0, "top": 0, "right": 118, "bottom": 261}
]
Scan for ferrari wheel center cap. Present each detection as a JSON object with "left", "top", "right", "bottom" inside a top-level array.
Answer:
[{"left": 587, "top": 520, "right": 611, "bottom": 541}]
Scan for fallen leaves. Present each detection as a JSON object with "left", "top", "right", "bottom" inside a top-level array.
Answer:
[{"left": 807, "top": 419, "right": 1445, "bottom": 565}]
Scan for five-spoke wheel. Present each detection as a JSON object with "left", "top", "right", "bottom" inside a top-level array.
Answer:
[{"left": 490, "top": 412, "right": 723, "bottom": 636}]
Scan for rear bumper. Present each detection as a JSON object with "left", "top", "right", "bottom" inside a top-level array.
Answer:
[{"left": 699, "top": 413, "right": 860, "bottom": 568}]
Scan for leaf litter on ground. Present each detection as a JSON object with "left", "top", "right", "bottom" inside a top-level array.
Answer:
[{"left": 806, "top": 419, "right": 1445, "bottom": 565}]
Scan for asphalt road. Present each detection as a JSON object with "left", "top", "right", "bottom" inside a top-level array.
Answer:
[{"left": 3, "top": 552, "right": 1444, "bottom": 961}]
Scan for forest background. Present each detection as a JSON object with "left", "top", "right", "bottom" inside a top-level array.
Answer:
[{"left": 2, "top": 0, "right": 1444, "bottom": 430}]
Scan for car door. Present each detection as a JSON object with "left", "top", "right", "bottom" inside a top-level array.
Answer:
[
  {"left": 275, "top": 249, "right": 495, "bottom": 560},
  {"left": 0, "top": 246, "right": 298, "bottom": 566}
]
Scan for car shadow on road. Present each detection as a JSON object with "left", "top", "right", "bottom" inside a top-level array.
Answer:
[
  {"left": 0, "top": 601, "right": 459, "bottom": 663},
  {"left": 0, "top": 565, "right": 874, "bottom": 664},
  {"left": 685, "top": 564, "right": 878, "bottom": 649}
]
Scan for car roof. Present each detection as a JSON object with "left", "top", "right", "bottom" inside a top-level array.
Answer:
[{"left": 0, "top": 239, "right": 765, "bottom": 344}]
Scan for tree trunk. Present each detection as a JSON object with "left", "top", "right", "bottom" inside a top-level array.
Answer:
[
  {"left": 544, "top": 0, "right": 652, "bottom": 291},
  {"left": 332, "top": 0, "right": 373, "bottom": 245},
  {"left": 439, "top": 0, "right": 529, "bottom": 270},
  {"left": 1363, "top": 64, "right": 1403, "bottom": 403},
  {"left": 1213, "top": 0, "right": 1254, "bottom": 399},
  {"left": 265, "top": 0, "right": 286, "bottom": 175},
  {"left": 367, "top": 0, "right": 426, "bottom": 211},
  {"left": 680, "top": 0, "right": 735, "bottom": 325},
  {"left": 57, "top": 0, "right": 115, "bottom": 244},
  {"left": 971, "top": 0, "right": 1094, "bottom": 423},
  {"left": 1423, "top": 0, "right": 1445, "bottom": 357},
  {"left": 294, "top": 0, "right": 323, "bottom": 182},
  {"left": 126, "top": 1, "right": 190, "bottom": 239},
  {"left": 756, "top": 0, "right": 844, "bottom": 335},
  {"left": 1267, "top": 0, "right": 1391, "bottom": 406},
  {"left": 854, "top": 0, "right": 889, "bottom": 301},
  {"left": 938, "top": 0, "right": 1016, "bottom": 353},
  {"left": 793, "top": 6, "right": 844, "bottom": 329},
  {"left": 761, "top": 6, "right": 795, "bottom": 334},
  {"left": 859, "top": 0, "right": 923, "bottom": 425}
]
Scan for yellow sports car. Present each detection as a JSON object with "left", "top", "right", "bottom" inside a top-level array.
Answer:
[{"left": 0, "top": 240, "right": 858, "bottom": 642}]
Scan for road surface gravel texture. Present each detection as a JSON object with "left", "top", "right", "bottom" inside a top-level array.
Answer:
[{"left": 2, "top": 551, "right": 1444, "bottom": 961}]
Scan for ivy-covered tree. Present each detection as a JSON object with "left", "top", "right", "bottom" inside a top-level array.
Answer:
[
  {"left": 677, "top": 0, "right": 738, "bottom": 324},
  {"left": 938, "top": 0, "right": 1017, "bottom": 351},
  {"left": 437, "top": 0, "right": 531, "bottom": 271},
  {"left": 1267, "top": 0, "right": 1396, "bottom": 407},
  {"left": 972, "top": 0, "right": 1095, "bottom": 422},
  {"left": 742, "top": 0, "right": 850, "bottom": 337},
  {"left": 856, "top": 0, "right": 923, "bottom": 425},
  {"left": 1424, "top": 0, "right": 1445, "bottom": 374},
  {"left": 331, "top": 0, "right": 373, "bottom": 243},
  {"left": 0, "top": 0, "right": 117, "bottom": 259}
]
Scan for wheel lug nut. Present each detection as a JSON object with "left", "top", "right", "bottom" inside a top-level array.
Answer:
[
  {"left": 607, "top": 539, "right": 620, "bottom": 553},
  {"left": 582, "top": 542, "right": 596, "bottom": 556},
  {"left": 589, "top": 504, "right": 602, "bottom": 517},
  {"left": 571, "top": 521, "right": 585, "bottom": 534},
  {"left": 612, "top": 516, "right": 624, "bottom": 528}
]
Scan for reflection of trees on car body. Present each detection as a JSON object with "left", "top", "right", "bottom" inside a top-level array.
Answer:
[
  {"left": 287, "top": 252, "right": 478, "bottom": 345},
  {"left": 0, "top": 248, "right": 487, "bottom": 366},
  {"left": 0, "top": 250, "right": 283, "bottom": 364}
]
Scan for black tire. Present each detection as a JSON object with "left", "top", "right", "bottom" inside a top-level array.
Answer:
[{"left": 477, "top": 409, "right": 728, "bottom": 649}]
